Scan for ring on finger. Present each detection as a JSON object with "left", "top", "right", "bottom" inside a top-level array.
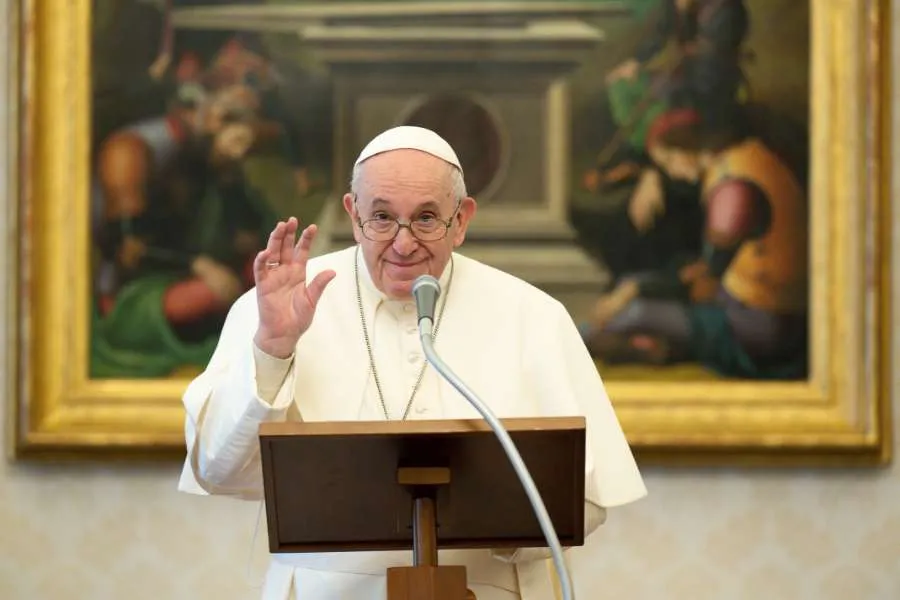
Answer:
[{"left": 265, "top": 261, "right": 281, "bottom": 269}]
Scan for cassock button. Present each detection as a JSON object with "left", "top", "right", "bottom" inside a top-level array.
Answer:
[
  {"left": 403, "top": 304, "right": 414, "bottom": 312},
  {"left": 408, "top": 352, "right": 420, "bottom": 363},
  {"left": 407, "top": 325, "right": 417, "bottom": 335},
  {"left": 415, "top": 406, "right": 427, "bottom": 415}
]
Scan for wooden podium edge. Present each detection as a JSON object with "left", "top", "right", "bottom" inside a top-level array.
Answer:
[{"left": 259, "top": 416, "right": 587, "bottom": 437}]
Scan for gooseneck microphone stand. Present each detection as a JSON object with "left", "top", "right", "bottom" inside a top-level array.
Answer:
[{"left": 411, "top": 275, "right": 576, "bottom": 600}]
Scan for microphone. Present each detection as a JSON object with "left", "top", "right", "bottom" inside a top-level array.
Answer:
[
  {"left": 410, "top": 275, "right": 576, "bottom": 600},
  {"left": 412, "top": 274, "right": 441, "bottom": 337}
]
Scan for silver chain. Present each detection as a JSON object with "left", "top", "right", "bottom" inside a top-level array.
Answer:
[{"left": 355, "top": 248, "right": 455, "bottom": 420}]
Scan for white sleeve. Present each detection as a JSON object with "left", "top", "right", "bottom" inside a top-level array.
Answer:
[
  {"left": 491, "top": 297, "right": 646, "bottom": 566},
  {"left": 537, "top": 298, "right": 647, "bottom": 509},
  {"left": 177, "top": 291, "right": 297, "bottom": 500}
]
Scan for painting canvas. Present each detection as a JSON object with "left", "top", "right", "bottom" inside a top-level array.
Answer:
[
  {"left": 9, "top": 0, "right": 890, "bottom": 463},
  {"left": 88, "top": 0, "right": 809, "bottom": 384}
]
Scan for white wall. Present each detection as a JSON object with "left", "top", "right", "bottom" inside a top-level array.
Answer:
[{"left": 1, "top": 1, "right": 897, "bottom": 598}]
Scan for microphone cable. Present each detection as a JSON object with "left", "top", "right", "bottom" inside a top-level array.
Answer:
[{"left": 413, "top": 275, "right": 576, "bottom": 600}]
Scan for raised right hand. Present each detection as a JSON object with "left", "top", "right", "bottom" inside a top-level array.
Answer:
[{"left": 252, "top": 217, "right": 336, "bottom": 358}]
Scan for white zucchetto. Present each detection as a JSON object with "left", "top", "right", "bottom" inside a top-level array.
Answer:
[{"left": 354, "top": 125, "right": 463, "bottom": 172}]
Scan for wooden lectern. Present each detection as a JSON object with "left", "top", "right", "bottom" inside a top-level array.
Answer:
[{"left": 258, "top": 417, "right": 586, "bottom": 600}]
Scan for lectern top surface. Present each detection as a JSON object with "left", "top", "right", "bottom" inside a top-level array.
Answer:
[{"left": 259, "top": 416, "right": 586, "bottom": 437}]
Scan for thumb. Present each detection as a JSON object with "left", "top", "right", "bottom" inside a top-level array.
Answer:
[{"left": 306, "top": 269, "right": 337, "bottom": 307}]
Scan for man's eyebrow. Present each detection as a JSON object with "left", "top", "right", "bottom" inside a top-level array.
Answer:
[{"left": 369, "top": 198, "right": 443, "bottom": 211}]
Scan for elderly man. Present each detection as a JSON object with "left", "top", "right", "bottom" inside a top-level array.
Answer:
[{"left": 178, "top": 126, "right": 647, "bottom": 599}]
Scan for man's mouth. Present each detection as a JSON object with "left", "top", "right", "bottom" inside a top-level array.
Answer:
[{"left": 386, "top": 259, "right": 425, "bottom": 268}]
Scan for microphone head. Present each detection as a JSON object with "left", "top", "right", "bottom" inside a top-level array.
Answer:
[
  {"left": 412, "top": 275, "right": 441, "bottom": 322},
  {"left": 412, "top": 274, "right": 441, "bottom": 295}
]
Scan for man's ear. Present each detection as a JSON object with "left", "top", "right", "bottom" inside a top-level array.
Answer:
[
  {"left": 342, "top": 193, "right": 362, "bottom": 243},
  {"left": 342, "top": 193, "right": 355, "bottom": 217},
  {"left": 451, "top": 196, "right": 477, "bottom": 247}
]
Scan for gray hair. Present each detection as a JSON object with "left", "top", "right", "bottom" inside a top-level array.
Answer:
[{"left": 350, "top": 160, "right": 468, "bottom": 202}]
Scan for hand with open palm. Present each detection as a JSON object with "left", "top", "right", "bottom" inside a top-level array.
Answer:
[{"left": 252, "top": 217, "right": 336, "bottom": 359}]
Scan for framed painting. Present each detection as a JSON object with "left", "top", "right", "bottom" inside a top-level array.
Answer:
[{"left": 8, "top": 0, "right": 892, "bottom": 466}]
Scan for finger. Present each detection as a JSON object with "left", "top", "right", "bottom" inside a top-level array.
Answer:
[
  {"left": 306, "top": 269, "right": 336, "bottom": 307},
  {"left": 253, "top": 249, "right": 274, "bottom": 281},
  {"left": 279, "top": 217, "right": 299, "bottom": 264},
  {"left": 291, "top": 223, "right": 318, "bottom": 280},
  {"left": 265, "top": 221, "right": 287, "bottom": 258}
]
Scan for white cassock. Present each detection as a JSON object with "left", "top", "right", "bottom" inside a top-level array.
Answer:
[{"left": 178, "top": 244, "right": 647, "bottom": 600}]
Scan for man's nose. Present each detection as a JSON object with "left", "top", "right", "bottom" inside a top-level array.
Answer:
[{"left": 392, "top": 226, "right": 419, "bottom": 256}]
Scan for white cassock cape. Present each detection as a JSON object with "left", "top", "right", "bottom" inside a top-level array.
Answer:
[{"left": 178, "top": 245, "right": 647, "bottom": 600}]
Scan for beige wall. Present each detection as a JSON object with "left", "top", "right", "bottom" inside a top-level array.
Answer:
[{"left": 1, "top": 2, "right": 898, "bottom": 598}]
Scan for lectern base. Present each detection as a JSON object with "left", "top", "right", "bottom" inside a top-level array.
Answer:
[{"left": 386, "top": 565, "right": 474, "bottom": 600}]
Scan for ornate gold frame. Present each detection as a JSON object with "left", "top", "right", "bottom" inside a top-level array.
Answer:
[{"left": 7, "top": 0, "right": 893, "bottom": 466}]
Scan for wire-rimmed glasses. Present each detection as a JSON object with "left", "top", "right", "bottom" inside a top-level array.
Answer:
[{"left": 357, "top": 201, "right": 461, "bottom": 242}]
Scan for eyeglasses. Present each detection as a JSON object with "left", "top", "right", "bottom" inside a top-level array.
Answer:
[{"left": 355, "top": 199, "right": 461, "bottom": 243}]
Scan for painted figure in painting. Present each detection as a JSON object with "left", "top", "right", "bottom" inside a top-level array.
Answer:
[
  {"left": 574, "top": 0, "right": 757, "bottom": 314},
  {"left": 580, "top": 109, "right": 808, "bottom": 379},
  {"left": 587, "top": 0, "right": 751, "bottom": 180},
  {"left": 89, "top": 1, "right": 312, "bottom": 378},
  {"left": 90, "top": 83, "right": 275, "bottom": 378},
  {"left": 574, "top": 0, "right": 809, "bottom": 380}
]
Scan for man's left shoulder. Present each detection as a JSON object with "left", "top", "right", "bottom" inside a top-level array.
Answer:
[{"left": 454, "top": 252, "right": 568, "bottom": 316}]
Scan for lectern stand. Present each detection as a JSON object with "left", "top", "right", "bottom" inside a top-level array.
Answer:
[{"left": 258, "top": 417, "right": 586, "bottom": 600}]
